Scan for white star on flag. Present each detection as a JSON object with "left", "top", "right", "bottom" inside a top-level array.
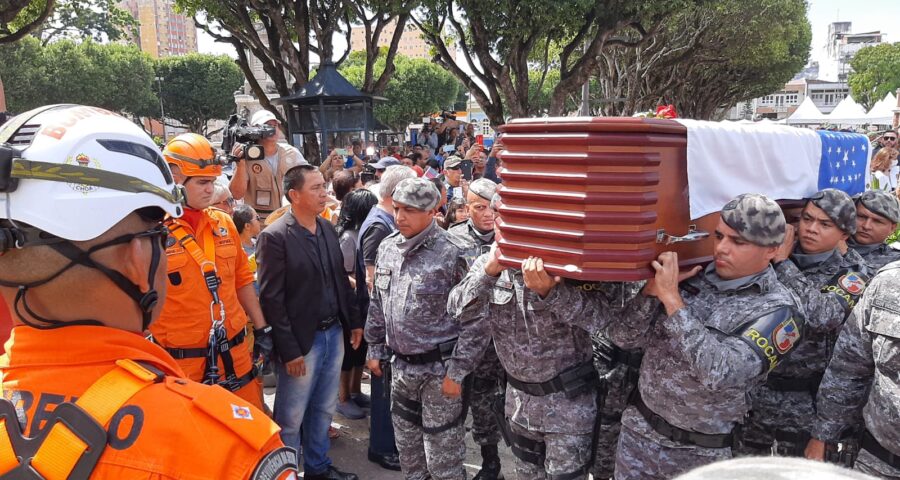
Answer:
[
  {"left": 828, "top": 147, "right": 833, "bottom": 154},
  {"left": 837, "top": 147, "right": 842, "bottom": 153},
  {"left": 841, "top": 176, "right": 846, "bottom": 183},
  {"left": 835, "top": 162, "right": 841, "bottom": 168}
]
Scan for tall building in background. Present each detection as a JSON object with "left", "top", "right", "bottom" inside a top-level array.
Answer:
[
  {"left": 118, "top": 0, "right": 198, "bottom": 58},
  {"left": 349, "top": 19, "right": 429, "bottom": 59},
  {"left": 820, "top": 21, "right": 884, "bottom": 84}
]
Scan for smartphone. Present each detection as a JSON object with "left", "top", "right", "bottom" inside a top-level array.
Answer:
[
  {"left": 336, "top": 148, "right": 349, "bottom": 156},
  {"left": 460, "top": 159, "right": 474, "bottom": 181},
  {"left": 442, "top": 144, "right": 456, "bottom": 153}
]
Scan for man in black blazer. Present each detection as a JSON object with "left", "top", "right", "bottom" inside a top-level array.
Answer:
[{"left": 257, "top": 164, "right": 363, "bottom": 480}]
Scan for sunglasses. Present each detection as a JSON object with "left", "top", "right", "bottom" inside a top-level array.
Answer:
[{"left": 884, "top": 136, "right": 898, "bottom": 141}]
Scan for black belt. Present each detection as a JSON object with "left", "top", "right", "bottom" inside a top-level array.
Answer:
[
  {"left": 610, "top": 347, "right": 643, "bottom": 369},
  {"left": 506, "top": 361, "right": 599, "bottom": 398},
  {"left": 634, "top": 394, "right": 738, "bottom": 449},
  {"left": 766, "top": 374, "right": 823, "bottom": 393},
  {"left": 164, "top": 329, "right": 246, "bottom": 359},
  {"left": 317, "top": 316, "right": 340, "bottom": 331},
  {"left": 393, "top": 339, "right": 457, "bottom": 365},
  {"left": 861, "top": 429, "right": 900, "bottom": 469},
  {"left": 219, "top": 367, "right": 259, "bottom": 393}
]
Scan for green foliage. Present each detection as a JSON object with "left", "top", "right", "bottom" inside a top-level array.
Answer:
[
  {"left": 340, "top": 53, "right": 459, "bottom": 131},
  {"left": 2, "top": 0, "right": 54, "bottom": 44},
  {"left": 849, "top": 43, "right": 900, "bottom": 110},
  {"left": 0, "top": 36, "right": 157, "bottom": 116},
  {"left": 155, "top": 53, "right": 244, "bottom": 133},
  {"left": 36, "top": 0, "right": 139, "bottom": 43}
]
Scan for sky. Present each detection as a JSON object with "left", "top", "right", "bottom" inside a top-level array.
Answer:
[{"left": 197, "top": 1, "right": 900, "bottom": 66}]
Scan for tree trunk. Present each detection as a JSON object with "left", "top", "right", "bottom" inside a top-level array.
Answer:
[{"left": 0, "top": 73, "right": 6, "bottom": 112}]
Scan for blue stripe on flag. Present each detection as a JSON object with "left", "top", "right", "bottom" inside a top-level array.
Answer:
[{"left": 816, "top": 131, "right": 869, "bottom": 196}]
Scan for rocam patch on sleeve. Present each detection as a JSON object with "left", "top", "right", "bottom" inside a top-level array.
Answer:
[
  {"left": 251, "top": 446, "right": 298, "bottom": 480},
  {"left": 736, "top": 306, "right": 803, "bottom": 373}
]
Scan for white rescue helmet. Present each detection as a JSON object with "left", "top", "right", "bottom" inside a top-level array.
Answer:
[{"left": 0, "top": 105, "right": 183, "bottom": 242}]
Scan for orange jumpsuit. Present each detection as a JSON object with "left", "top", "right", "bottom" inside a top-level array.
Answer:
[
  {"left": 150, "top": 208, "right": 262, "bottom": 408},
  {"left": 0, "top": 326, "right": 296, "bottom": 479}
]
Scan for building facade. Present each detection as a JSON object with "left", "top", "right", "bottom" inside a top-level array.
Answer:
[
  {"left": 118, "top": 0, "right": 198, "bottom": 58},
  {"left": 349, "top": 19, "right": 430, "bottom": 59}
]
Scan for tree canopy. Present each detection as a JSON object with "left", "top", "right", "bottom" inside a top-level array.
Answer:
[
  {"left": 0, "top": 36, "right": 157, "bottom": 116},
  {"left": 340, "top": 49, "right": 458, "bottom": 131},
  {"left": 849, "top": 42, "right": 900, "bottom": 111},
  {"left": 155, "top": 53, "right": 244, "bottom": 134}
]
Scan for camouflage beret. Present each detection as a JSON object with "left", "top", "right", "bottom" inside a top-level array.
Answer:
[
  {"left": 443, "top": 156, "right": 463, "bottom": 169},
  {"left": 468, "top": 178, "right": 497, "bottom": 201},
  {"left": 721, "top": 193, "right": 786, "bottom": 247},
  {"left": 808, "top": 188, "right": 857, "bottom": 235},
  {"left": 392, "top": 177, "right": 440, "bottom": 211},
  {"left": 490, "top": 192, "right": 502, "bottom": 211},
  {"left": 856, "top": 190, "right": 900, "bottom": 224}
]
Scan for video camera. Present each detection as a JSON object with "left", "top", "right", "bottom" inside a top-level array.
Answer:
[{"left": 220, "top": 114, "right": 277, "bottom": 162}]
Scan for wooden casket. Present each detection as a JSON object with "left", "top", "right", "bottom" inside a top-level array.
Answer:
[{"left": 495, "top": 117, "right": 715, "bottom": 281}]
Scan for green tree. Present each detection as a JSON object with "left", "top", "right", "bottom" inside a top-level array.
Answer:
[
  {"left": 0, "top": 36, "right": 156, "bottom": 116},
  {"left": 155, "top": 53, "right": 244, "bottom": 134},
  {"left": 411, "top": 0, "right": 705, "bottom": 126},
  {"left": 1, "top": 0, "right": 53, "bottom": 44},
  {"left": 341, "top": 51, "right": 458, "bottom": 131},
  {"left": 849, "top": 42, "right": 900, "bottom": 111},
  {"left": 34, "top": 0, "right": 138, "bottom": 44}
]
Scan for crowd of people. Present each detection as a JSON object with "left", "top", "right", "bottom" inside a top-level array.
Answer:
[{"left": 0, "top": 103, "right": 898, "bottom": 480}]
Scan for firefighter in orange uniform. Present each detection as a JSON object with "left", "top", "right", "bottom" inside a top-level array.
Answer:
[
  {"left": 151, "top": 133, "right": 272, "bottom": 409},
  {"left": 0, "top": 104, "right": 296, "bottom": 478}
]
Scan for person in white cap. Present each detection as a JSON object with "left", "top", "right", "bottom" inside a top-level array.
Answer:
[{"left": 229, "top": 109, "right": 308, "bottom": 221}]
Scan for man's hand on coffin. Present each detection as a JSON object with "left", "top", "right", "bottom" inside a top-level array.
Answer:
[
  {"left": 522, "top": 256, "right": 561, "bottom": 299},
  {"left": 645, "top": 252, "right": 697, "bottom": 316},
  {"left": 774, "top": 224, "right": 796, "bottom": 263},
  {"left": 484, "top": 243, "right": 505, "bottom": 277}
]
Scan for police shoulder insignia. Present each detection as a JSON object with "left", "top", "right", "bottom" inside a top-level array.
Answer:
[
  {"left": 250, "top": 447, "right": 298, "bottom": 480},
  {"left": 822, "top": 269, "right": 869, "bottom": 313},
  {"left": 736, "top": 306, "right": 803, "bottom": 373}
]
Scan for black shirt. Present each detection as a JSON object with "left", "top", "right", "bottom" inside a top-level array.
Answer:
[
  {"left": 361, "top": 223, "right": 392, "bottom": 266},
  {"left": 300, "top": 224, "right": 340, "bottom": 319}
]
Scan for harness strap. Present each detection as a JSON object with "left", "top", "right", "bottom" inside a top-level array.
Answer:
[
  {"left": 0, "top": 359, "right": 163, "bottom": 479},
  {"left": 163, "top": 329, "right": 246, "bottom": 359}
]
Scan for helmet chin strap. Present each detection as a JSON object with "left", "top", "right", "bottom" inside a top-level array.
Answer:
[{"left": 0, "top": 231, "right": 163, "bottom": 332}]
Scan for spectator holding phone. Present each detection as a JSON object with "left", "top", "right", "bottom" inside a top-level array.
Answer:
[
  {"left": 484, "top": 140, "right": 503, "bottom": 184},
  {"left": 320, "top": 149, "right": 347, "bottom": 184},
  {"left": 464, "top": 145, "right": 487, "bottom": 180}
]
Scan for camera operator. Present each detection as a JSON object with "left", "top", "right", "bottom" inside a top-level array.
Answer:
[
  {"left": 417, "top": 121, "right": 439, "bottom": 151},
  {"left": 229, "top": 110, "right": 308, "bottom": 220}
]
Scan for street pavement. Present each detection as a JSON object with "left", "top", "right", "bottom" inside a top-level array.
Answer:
[{"left": 263, "top": 374, "right": 519, "bottom": 479}]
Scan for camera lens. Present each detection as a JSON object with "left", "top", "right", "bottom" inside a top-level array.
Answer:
[{"left": 246, "top": 145, "right": 264, "bottom": 160}]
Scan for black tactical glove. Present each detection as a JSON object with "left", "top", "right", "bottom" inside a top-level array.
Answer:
[{"left": 253, "top": 325, "right": 274, "bottom": 372}]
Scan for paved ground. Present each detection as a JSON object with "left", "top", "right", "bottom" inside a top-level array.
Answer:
[{"left": 263, "top": 374, "right": 519, "bottom": 479}]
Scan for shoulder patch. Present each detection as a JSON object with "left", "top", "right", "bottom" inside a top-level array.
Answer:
[
  {"left": 821, "top": 268, "right": 869, "bottom": 314},
  {"left": 735, "top": 306, "right": 803, "bottom": 373},
  {"left": 251, "top": 446, "right": 298, "bottom": 480},
  {"left": 164, "top": 377, "right": 279, "bottom": 451}
]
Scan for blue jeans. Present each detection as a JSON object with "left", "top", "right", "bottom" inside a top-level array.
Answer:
[{"left": 274, "top": 324, "right": 344, "bottom": 475}]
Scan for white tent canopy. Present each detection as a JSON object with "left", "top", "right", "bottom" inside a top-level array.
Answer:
[
  {"left": 866, "top": 92, "right": 898, "bottom": 125},
  {"left": 826, "top": 96, "right": 869, "bottom": 125},
  {"left": 786, "top": 96, "right": 825, "bottom": 125}
]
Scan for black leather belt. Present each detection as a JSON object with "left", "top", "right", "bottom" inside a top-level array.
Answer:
[
  {"left": 861, "top": 429, "right": 900, "bottom": 469},
  {"left": 317, "top": 316, "right": 340, "bottom": 331},
  {"left": 164, "top": 329, "right": 246, "bottom": 359},
  {"left": 506, "top": 361, "right": 598, "bottom": 398},
  {"left": 634, "top": 394, "right": 738, "bottom": 449},
  {"left": 766, "top": 374, "right": 823, "bottom": 393},
  {"left": 393, "top": 339, "right": 457, "bottom": 365}
]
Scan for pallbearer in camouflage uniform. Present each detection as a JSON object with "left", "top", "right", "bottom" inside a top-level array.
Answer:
[
  {"left": 805, "top": 262, "right": 900, "bottom": 478},
  {"left": 610, "top": 194, "right": 804, "bottom": 480},
  {"left": 590, "top": 328, "right": 643, "bottom": 480},
  {"left": 742, "top": 189, "right": 869, "bottom": 456},
  {"left": 848, "top": 190, "right": 900, "bottom": 272},
  {"left": 365, "top": 177, "right": 484, "bottom": 480},
  {"left": 448, "top": 194, "right": 637, "bottom": 480},
  {"left": 448, "top": 178, "right": 505, "bottom": 480}
]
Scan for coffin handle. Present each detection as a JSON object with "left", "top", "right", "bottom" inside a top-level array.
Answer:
[{"left": 656, "top": 225, "right": 709, "bottom": 245}]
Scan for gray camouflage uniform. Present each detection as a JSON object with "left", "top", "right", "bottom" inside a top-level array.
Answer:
[
  {"left": 742, "top": 189, "right": 870, "bottom": 456},
  {"left": 587, "top": 283, "right": 645, "bottom": 480},
  {"left": 849, "top": 190, "right": 900, "bottom": 272},
  {"left": 812, "top": 264, "right": 900, "bottom": 478},
  {"left": 610, "top": 193, "right": 806, "bottom": 480},
  {"left": 448, "top": 214, "right": 505, "bottom": 451},
  {"left": 365, "top": 178, "right": 485, "bottom": 480},
  {"left": 447, "top": 256, "right": 625, "bottom": 480}
]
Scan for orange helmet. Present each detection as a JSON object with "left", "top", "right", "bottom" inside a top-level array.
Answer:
[{"left": 162, "top": 133, "right": 222, "bottom": 177}]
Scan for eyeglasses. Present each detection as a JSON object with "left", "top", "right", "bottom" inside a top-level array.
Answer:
[{"left": 884, "top": 136, "right": 898, "bottom": 142}]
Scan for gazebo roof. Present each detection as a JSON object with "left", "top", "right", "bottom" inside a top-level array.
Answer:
[{"left": 273, "top": 62, "right": 386, "bottom": 105}]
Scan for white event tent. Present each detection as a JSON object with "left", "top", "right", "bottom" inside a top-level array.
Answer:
[
  {"left": 825, "top": 96, "right": 869, "bottom": 125},
  {"left": 786, "top": 96, "right": 825, "bottom": 125}
]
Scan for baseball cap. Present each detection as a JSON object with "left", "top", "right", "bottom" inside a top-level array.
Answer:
[{"left": 250, "top": 109, "right": 279, "bottom": 126}]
